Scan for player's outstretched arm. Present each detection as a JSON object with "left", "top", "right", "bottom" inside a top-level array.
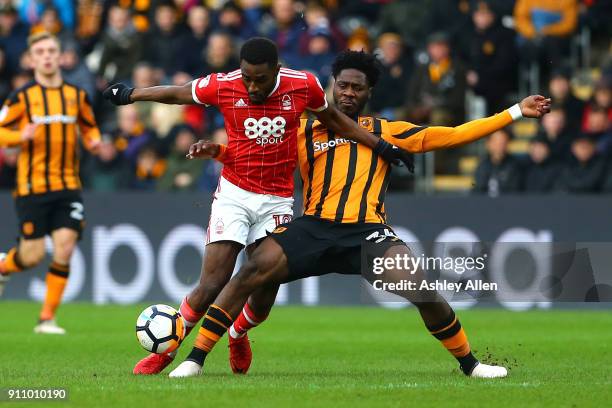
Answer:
[
  {"left": 315, "top": 105, "right": 413, "bottom": 168},
  {"left": 384, "top": 95, "right": 552, "bottom": 153},
  {"left": 103, "top": 82, "right": 195, "bottom": 106}
]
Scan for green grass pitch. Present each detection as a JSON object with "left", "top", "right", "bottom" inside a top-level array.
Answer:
[{"left": 1, "top": 302, "right": 611, "bottom": 407}]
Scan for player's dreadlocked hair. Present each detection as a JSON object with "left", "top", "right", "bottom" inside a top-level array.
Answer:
[
  {"left": 240, "top": 37, "right": 278, "bottom": 67},
  {"left": 332, "top": 50, "right": 381, "bottom": 87}
]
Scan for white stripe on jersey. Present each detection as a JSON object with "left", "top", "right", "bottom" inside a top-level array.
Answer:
[
  {"left": 218, "top": 70, "right": 242, "bottom": 81},
  {"left": 218, "top": 74, "right": 242, "bottom": 82},
  {"left": 279, "top": 73, "right": 308, "bottom": 80},
  {"left": 191, "top": 79, "right": 206, "bottom": 105},
  {"left": 268, "top": 74, "right": 281, "bottom": 97},
  {"left": 280, "top": 68, "right": 307, "bottom": 77},
  {"left": 224, "top": 69, "right": 241, "bottom": 77}
]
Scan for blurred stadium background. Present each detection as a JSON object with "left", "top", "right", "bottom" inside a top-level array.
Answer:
[{"left": 1, "top": 0, "right": 611, "bottom": 306}]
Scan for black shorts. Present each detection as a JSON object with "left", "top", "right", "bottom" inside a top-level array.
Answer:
[
  {"left": 15, "top": 190, "right": 85, "bottom": 240},
  {"left": 269, "top": 215, "right": 405, "bottom": 282}
]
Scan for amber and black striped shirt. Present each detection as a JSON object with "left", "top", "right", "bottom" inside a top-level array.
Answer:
[
  {"left": 0, "top": 80, "right": 100, "bottom": 196},
  {"left": 298, "top": 110, "right": 514, "bottom": 224}
]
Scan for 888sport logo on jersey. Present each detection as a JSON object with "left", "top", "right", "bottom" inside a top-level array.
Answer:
[{"left": 243, "top": 116, "right": 286, "bottom": 145}]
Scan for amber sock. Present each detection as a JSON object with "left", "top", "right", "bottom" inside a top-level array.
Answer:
[
  {"left": 427, "top": 310, "right": 479, "bottom": 375},
  {"left": 39, "top": 262, "right": 69, "bottom": 321}
]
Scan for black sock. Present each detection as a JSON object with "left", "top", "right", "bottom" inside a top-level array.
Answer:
[
  {"left": 186, "top": 347, "right": 208, "bottom": 366},
  {"left": 457, "top": 352, "right": 479, "bottom": 375},
  {"left": 186, "top": 305, "right": 233, "bottom": 366}
]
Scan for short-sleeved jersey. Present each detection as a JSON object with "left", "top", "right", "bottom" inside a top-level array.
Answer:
[
  {"left": 0, "top": 80, "right": 101, "bottom": 196},
  {"left": 191, "top": 68, "right": 328, "bottom": 197}
]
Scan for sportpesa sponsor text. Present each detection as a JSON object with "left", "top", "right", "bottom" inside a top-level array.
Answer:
[{"left": 314, "top": 137, "right": 356, "bottom": 152}]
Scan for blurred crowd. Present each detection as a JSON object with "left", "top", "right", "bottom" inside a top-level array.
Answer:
[{"left": 0, "top": 0, "right": 611, "bottom": 194}]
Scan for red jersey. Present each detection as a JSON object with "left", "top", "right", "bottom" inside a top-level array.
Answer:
[{"left": 191, "top": 68, "right": 328, "bottom": 197}]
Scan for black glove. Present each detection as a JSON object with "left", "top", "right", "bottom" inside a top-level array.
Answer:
[
  {"left": 373, "top": 139, "right": 415, "bottom": 173},
  {"left": 103, "top": 83, "right": 134, "bottom": 105}
]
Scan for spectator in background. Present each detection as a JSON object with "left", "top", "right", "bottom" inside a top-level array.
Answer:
[
  {"left": 60, "top": 39, "right": 95, "bottom": 101},
  {"left": 19, "top": 0, "right": 75, "bottom": 30},
  {"left": 129, "top": 62, "right": 161, "bottom": 131},
  {"left": 547, "top": 68, "right": 584, "bottom": 130},
  {"left": 0, "top": 147, "right": 17, "bottom": 190},
  {"left": 582, "top": 106, "right": 612, "bottom": 155},
  {"left": 215, "top": 1, "right": 257, "bottom": 44},
  {"left": 132, "top": 61, "right": 160, "bottom": 88},
  {"left": 241, "top": 0, "right": 266, "bottom": 31},
  {"left": 556, "top": 134, "right": 606, "bottom": 193},
  {"left": 83, "top": 135, "right": 131, "bottom": 192},
  {"left": 98, "top": 5, "right": 143, "bottom": 83},
  {"left": 297, "top": 26, "right": 335, "bottom": 88},
  {"left": 180, "top": 5, "right": 211, "bottom": 77},
  {"left": 464, "top": 0, "right": 517, "bottom": 115},
  {"left": 130, "top": 144, "right": 166, "bottom": 190},
  {"left": 200, "top": 32, "right": 239, "bottom": 134},
  {"left": 260, "top": 0, "right": 306, "bottom": 65},
  {"left": 173, "top": 0, "right": 196, "bottom": 13},
  {"left": 149, "top": 72, "right": 190, "bottom": 144},
  {"left": 114, "top": 105, "right": 155, "bottom": 164},
  {"left": 30, "top": 6, "right": 74, "bottom": 44},
  {"left": 120, "top": 0, "right": 156, "bottom": 33},
  {"left": 10, "top": 69, "right": 33, "bottom": 90},
  {"left": 201, "top": 31, "right": 239, "bottom": 75},
  {"left": 582, "top": 0, "right": 612, "bottom": 38},
  {"left": 485, "top": 0, "right": 518, "bottom": 17},
  {"left": 370, "top": 32, "right": 412, "bottom": 120},
  {"left": 376, "top": 0, "right": 431, "bottom": 49},
  {"left": 473, "top": 129, "right": 522, "bottom": 196},
  {"left": 406, "top": 32, "right": 467, "bottom": 126},
  {"left": 0, "top": 46, "right": 11, "bottom": 101},
  {"left": 74, "top": 0, "right": 105, "bottom": 54},
  {"left": 346, "top": 27, "right": 371, "bottom": 53},
  {"left": 427, "top": 0, "right": 473, "bottom": 48},
  {"left": 17, "top": 48, "right": 33, "bottom": 73},
  {"left": 582, "top": 78, "right": 612, "bottom": 131},
  {"left": 157, "top": 125, "right": 204, "bottom": 191},
  {"left": 514, "top": 0, "right": 578, "bottom": 77},
  {"left": 0, "top": 4, "right": 28, "bottom": 76},
  {"left": 298, "top": 2, "right": 345, "bottom": 55},
  {"left": 537, "top": 108, "right": 574, "bottom": 161},
  {"left": 144, "top": 2, "right": 188, "bottom": 78},
  {"left": 523, "top": 135, "right": 562, "bottom": 192},
  {"left": 334, "top": 0, "right": 382, "bottom": 22}
]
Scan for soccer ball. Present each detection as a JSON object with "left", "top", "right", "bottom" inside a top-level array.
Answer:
[{"left": 135, "top": 304, "right": 186, "bottom": 354}]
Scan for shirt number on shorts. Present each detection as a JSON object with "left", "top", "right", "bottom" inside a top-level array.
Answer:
[
  {"left": 70, "top": 202, "right": 84, "bottom": 221},
  {"left": 365, "top": 228, "right": 399, "bottom": 244},
  {"left": 244, "top": 116, "right": 286, "bottom": 139},
  {"left": 273, "top": 214, "right": 292, "bottom": 226}
]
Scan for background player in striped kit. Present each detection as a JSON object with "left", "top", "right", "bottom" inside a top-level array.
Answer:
[
  {"left": 0, "top": 32, "right": 101, "bottom": 334},
  {"left": 175, "top": 50, "right": 551, "bottom": 378}
]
